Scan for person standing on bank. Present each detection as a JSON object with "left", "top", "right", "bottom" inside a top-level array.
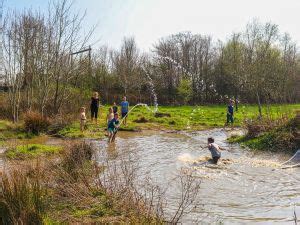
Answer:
[
  {"left": 226, "top": 99, "right": 234, "bottom": 125},
  {"left": 120, "top": 96, "right": 129, "bottom": 126},
  {"left": 90, "top": 92, "right": 100, "bottom": 124},
  {"left": 112, "top": 102, "right": 118, "bottom": 114}
]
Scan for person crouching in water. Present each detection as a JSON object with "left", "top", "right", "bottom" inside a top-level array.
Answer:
[
  {"left": 106, "top": 107, "right": 114, "bottom": 136},
  {"left": 80, "top": 107, "right": 87, "bottom": 132},
  {"left": 207, "top": 137, "right": 226, "bottom": 164},
  {"left": 108, "top": 113, "right": 120, "bottom": 142}
]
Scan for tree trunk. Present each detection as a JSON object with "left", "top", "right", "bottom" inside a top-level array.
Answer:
[
  {"left": 234, "top": 95, "right": 238, "bottom": 112},
  {"left": 256, "top": 91, "right": 262, "bottom": 118},
  {"left": 53, "top": 78, "right": 59, "bottom": 114}
]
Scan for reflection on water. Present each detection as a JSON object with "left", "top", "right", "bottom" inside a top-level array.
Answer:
[{"left": 93, "top": 129, "right": 300, "bottom": 224}]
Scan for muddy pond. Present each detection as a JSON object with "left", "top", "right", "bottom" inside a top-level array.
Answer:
[{"left": 92, "top": 128, "right": 300, "bottom": 225}]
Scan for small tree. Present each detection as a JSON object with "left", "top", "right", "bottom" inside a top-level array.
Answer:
[{"left": 177, "top": 79, "right": 192, "bottom": 104}]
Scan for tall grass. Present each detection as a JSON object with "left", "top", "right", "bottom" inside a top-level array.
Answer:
[
  {"left": 0, "top": 167, "right": 47, "bottom": 224},
  {"left": 1, "top": 141, "right": 199, "bottom": 223}
]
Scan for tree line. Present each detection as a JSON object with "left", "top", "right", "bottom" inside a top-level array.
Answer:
[{"left": 2, "top": 0, "right": 299, "bottom": 122}]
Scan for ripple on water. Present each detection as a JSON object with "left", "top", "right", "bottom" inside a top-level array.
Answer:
[{"left": 93, "top": 129, "right": 300, "bottom": 224}]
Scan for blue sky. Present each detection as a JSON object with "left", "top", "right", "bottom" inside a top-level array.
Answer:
[{"left": 4, "top": 0, "right": 300, "bottom": 51}]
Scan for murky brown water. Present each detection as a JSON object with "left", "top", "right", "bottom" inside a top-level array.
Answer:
[{"left": 93, "top": 128, "right": 300, "bottom": 224}]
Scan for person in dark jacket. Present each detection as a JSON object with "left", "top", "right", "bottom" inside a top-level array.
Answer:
[
  {"left": 90, "top": 92, "right": 100, "bottom": 124},
  {"left": 226, "top": 99, "right": 234, "bottom": 125}
]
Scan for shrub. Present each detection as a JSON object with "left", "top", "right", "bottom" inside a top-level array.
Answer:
[
  {"left": 0, "top": 169, "right": 47, "bottom": 225},
  {"left": 24, "top": 111, "right": 50, "bottom": 135},
  {"left": 244, "top": 115, "right": 290, "bottom": 138},
  {"left": 47, "top": 115, "right": 72, "bottom": 135},
  {"left": 240, "top": 115, "right": 299, "bottom": 152},
  {"left": 61, "top": 142, "right": 94, "bottom": 180}
]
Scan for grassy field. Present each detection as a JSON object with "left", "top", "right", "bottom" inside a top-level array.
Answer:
[
  {"left": 82, "top": 103, "right": 300, "bottom": 130},
  {"left": 0, "top": 104, "right": 299, "bottom": 140},
  {"left": 0, "top": 103, "right": 299, "bottom": 141}
]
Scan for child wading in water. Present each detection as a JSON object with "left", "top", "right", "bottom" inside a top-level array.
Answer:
[
  {"left": 108, "top": 113, "right": 120, "bottom": 142},
  {"left": 106, "top": 107, "right": 114, "bottom": 136},
  {"left": 207, "top": 137, "right": 226, "bottom": 164},
  {"left": 80, "top": 107, "right": 87, "bottom": 132}
]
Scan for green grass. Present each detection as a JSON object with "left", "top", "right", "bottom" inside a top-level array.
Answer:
[
  {"left": 107, "top": 103, "right": 299, "bottom": 129},
  {"left": 43, "top": 216, "right": 64, "bottom": 225},
  {"left": 72, "top": 199, "right": 118, "bottom": 219},
  {"left": 58, "top": 122, "right": 105, "bottom": 138},
  {"left": 0, "top": 120, "right": 33, "bottom": 140},
  {"left": 5, "top": 144, "right": 63, "bottom": 159},
  {"left": 56, "top": 104, "right": 300, "bottom": 138},
  {"left": 1, "top": 104, "right": 299, "bottom": 140}
]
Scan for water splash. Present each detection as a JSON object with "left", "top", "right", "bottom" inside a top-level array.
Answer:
[
  {"left": 118, "top": 103, "right": 157, "bottom": 128},
  {"left": 177, "top": 153, "right": 195, "bottom": 162},
  {"left": 140, "top": 66, "right": 158, "bottom": 113},
  {"left": 280, "top": 149, "right": 300, "bottom": 169}
]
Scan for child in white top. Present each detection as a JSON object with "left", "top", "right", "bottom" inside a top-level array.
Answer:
[{"left": 80, "top": 107, "right": 87, "bottom": 132}]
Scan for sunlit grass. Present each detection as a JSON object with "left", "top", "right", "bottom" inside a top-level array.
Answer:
[
  {"left": 56, "top": 104, "right": 300, "bottom": 138},
  {"left": 5, "top": 144, "right": 63, "bottom": 159},
  {"left": 1, "top": 104, "right": 299, "bottom": 140},
  {"left": 101, "top": 103, "right": 299, "bottom": 129}
]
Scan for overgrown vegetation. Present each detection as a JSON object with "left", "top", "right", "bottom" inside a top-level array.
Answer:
[
  {"left": 24, "top": 111, "right": 51, "bottom": 135},
  {"left": 0, "top": 141, "right": 199, "bottom": 224},
  {"left": 0, "top": 120, "right": 32, "bottom": 140},
  {"left": 0, "top": 169, "right": 48, "bottom": 225},
  {"left": 229, "top": 112, "right": 300, "bottom": 152}
]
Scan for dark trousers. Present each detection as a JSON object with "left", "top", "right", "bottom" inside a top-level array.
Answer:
[
  {"left": 91, "top": 107, "right": 98, "bottom": 119},
  {"left": 209, "top": 156, "right": 220, "bottom": 164},
  {"left": 227, "top": 113, "right": 234, "bottom": 124}
]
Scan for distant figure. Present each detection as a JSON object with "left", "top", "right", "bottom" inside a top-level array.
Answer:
[
  {"left": 120, "top": 96, "right": 129, "bottom": 125},
  {"left": 90, "top": 92, "right": 100, "bottom": 124},
  {"left": 207, "top": 137, "right": 225, "bottom": 164},
  {"left": 108, "top": 113, "right": 120, "bottom": 142},
  {"left": 80, "top": 107, "right": 87, "bottom": 132},
  {"left": 226, "top": 99, "right": 234, "bottom": 125},
  {"left": 106, "top": 107, "right": 114, "bottom": 136},
  {"left": 112, "top": 102, "right": 118, "bottom": 114}
]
